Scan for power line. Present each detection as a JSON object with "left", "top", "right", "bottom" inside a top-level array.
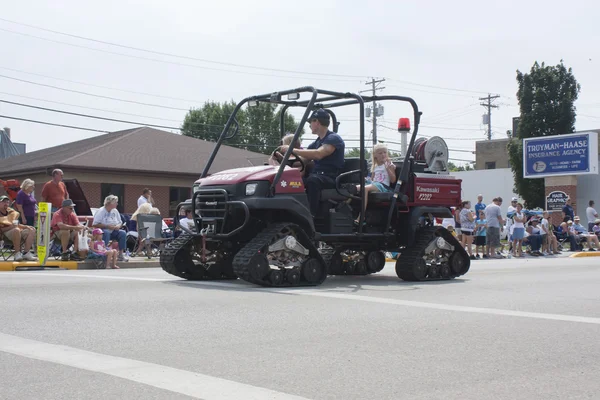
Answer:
[
  {"left": 0, "top": 18, "right": 368, "bottom": 79},
  {"left": 0, "top": 99, "right": 182, "bottom": 130},
  {"left": 0, "top": 74, "right": 190, "bottom": 111},
  {"left": 0, "top": 91, "right": 189, "bottom": 122},
  {"left": 0, "top": 115, "right": 109, "bottom": 133},
  {"left": 386, "top": 79, "right": 492, "bottom": 95},
  {"left": 0, "top": 26, "right": 361, "bottom": 82},
  {"left": 0, "top": 66, "right": 201, "bottom": 104}
]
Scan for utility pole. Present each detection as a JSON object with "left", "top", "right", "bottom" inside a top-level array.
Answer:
[
  {"left": 479, "top": 94, "right": 500, "bottom": 140},
  {"left": 361, "top": 78, "right": 385, "bottom": 145}
]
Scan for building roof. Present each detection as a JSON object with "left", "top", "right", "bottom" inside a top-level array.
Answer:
[
  {"left": 0, "top": 129, "right": 22, "bottom": 160},
  {"left": 0, "top": 127, "right": 269, "bottom": 176}
]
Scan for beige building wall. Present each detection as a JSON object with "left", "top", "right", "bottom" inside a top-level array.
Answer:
[{"left": 475, "top": 139, "right": 511, "bottom": 170}]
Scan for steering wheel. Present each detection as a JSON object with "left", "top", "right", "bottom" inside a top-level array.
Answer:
[{"left": 270, "top": 147, "right": 305, "bottom": 172}]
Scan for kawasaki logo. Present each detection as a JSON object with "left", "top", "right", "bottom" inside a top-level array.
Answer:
[{"left": 416, "top": 186, "right": 440, "bottom": 193}]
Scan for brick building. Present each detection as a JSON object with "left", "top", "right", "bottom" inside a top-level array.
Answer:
[{"left": 0, "top": 127, "right": 267, "bottom": 216}]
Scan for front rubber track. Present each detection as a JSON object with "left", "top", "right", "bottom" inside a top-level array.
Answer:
[
  {"left": 159, "top": 233, "right": 237, "bottom": 280},
  {"left": 232, "top": 222, "right": 327, "bottom": 287}
]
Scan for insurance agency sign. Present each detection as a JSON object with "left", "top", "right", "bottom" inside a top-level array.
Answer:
[{"left": 523, "top": 131, "right": 598, "bottom": 178}]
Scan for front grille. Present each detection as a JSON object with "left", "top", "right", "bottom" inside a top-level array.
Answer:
[{"left": 194, "top": 188, "right": 228, "bottom": 233}]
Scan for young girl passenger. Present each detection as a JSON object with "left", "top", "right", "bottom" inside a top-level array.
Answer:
[
  {"left": 90, "top": 228, "right": 119, "bottom": 269},
  {"left": 355, "top": 143, "right": 396, "bottom": 224}
]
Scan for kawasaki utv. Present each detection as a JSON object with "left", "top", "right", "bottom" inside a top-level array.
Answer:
[{"left": 160, "top": 87, "right": 470, "bottom": 287}]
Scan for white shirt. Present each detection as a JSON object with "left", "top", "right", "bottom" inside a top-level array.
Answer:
[
  {"left": 92, "top": 207, "right": 122, "bottom": 234},
  {"left": 179, "top": 217, "right": 194, "bottom": 229},
  {"left": 137, "top": 195, "right": 149, "bottom": 208},
  {"left": 586, "top": 207, "right": 598, "bottom": 225},
  {"left": 506, "top": 205, "right": 517, "bottom": 228},
  {"left": 513, "top": 212, "right": 525, "bottom": 228},
  {"left": 372, "top": 164, "right": 391, "bottom": 187}
]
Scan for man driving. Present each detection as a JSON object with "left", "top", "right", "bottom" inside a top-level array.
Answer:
[{"left": 279, "top": 109, "right": 345, "bottom": 216}]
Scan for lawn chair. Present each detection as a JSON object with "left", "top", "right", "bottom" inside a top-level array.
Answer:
[
  {"left": 133, "top": 214, "right": 172, "bottom": 259},
  {"left": 0, "top": 229, "right": 27, "bottom": 261}
]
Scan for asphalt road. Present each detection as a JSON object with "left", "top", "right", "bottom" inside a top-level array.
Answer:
[{"left": 1, "top": 256, "right": 599, "bottom": 400}]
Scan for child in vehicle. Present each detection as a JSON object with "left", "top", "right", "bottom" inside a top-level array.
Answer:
[
  {"left": 90, "top": 228, "right": 119, "bottom": 269},
  {"left": 355, "top": 143, "right": 396, "bottom": 225}
]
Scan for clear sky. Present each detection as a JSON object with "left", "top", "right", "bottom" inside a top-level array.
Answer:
[{"left": 1, "top": 0, "right": 598, "bottom": 166}]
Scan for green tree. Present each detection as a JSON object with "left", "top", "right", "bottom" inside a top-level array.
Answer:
[
  {"left": 182, "top": 101, "right": 301, "bottom": 155},
  {"left": 507, "top": 61, "right": 580, "bottom": 208}
]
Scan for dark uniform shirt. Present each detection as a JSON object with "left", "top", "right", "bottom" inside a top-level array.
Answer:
[{"left": 307, "top": 131, "right": 345, "bottom": 174}]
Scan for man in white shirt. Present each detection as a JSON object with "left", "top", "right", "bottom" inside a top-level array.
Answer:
[
  {"left": 92, "top": 195, "right": 128, "bottom": 262},
  {"left": 586, "top": 200, "right": 598, "bottom": 232},
  {"left": 137, "top": 188, "right": 154, "bottom": 208}
]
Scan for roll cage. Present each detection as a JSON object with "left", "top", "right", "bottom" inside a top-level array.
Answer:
[{"left": 200, "top": 86, "right": 422, "bottom": 232}]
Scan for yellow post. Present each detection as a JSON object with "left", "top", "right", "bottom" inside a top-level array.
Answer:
[{"left": 37, "top": 202, "right": 52, "bottom": 266}]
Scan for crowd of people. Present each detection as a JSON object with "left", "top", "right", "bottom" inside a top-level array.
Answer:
[
  {"left": 0, "top": 167, "right": 171, "bottom": 266},
  {"left": 443, "top": 195, "right": 600, "bottom": 259}
]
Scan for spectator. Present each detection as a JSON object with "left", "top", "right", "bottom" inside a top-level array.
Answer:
[
  {"left": 562, "top": 197, "right": 574, "bottom": 222},
  {"left": 541, "top": 211, "right": 560, "bottom": 255},
  {"left": 41, "top": 169, "right": 69, "bottom": 213},
  {"left": 485, "top": 197, "right": 504, "bottom": 259},
  {"left": 505, "top": 197, "right": 518, "bottom": 242},
  {"left": 150, "top": 207, "right": 172, "bottom": 238},
  {"left": 92, "top": 195, "right": 128, "bottom": 262},
  {"left": 586, "top": 200, "right": 598, "bottom": 232},
  {"left": 137, "top": 188, "right": 154, "bottom": 208},
  {"left": 571, "top": 216, "right": 599, "bottom": 250},
  {"left": 131, "top": 202, "right": 153, "bottom": 222},
  {"left": 15, "top": 179, "right": 37, "bottom": 226},
  {"left": 511, "top": 203, "right": 526, "bottom": 257},
  {"left": 454, "top": 203, "right": 463, "bottom": 241},
  {"left": 526, "top": 218, "right": 544, "bottom": 256},
  {"left": 559, "top": 221, "right": 579, "bottom": 251},
  {"left": 459, "top": 200, "right": 476, "bottom": 260},
  {"left": 89, "top": 228, "right": 119, "bottom": 269},
  {"left": 474, "top": 210, "right": 487, "bottom": 259},
  {"left": 50, "top": 199, "right": 84, "bottom": 260},
  {"left": 0, "top": 195, "right": 37, "bottom": 261},
  {"left": 474, "top": 194, "right": 486, "bottom": 216},
  {"left": 593, "top": 219, "right": 600, "bottom": 236},
  {"left": 179, "top": 209, "right": 194, "bottom": 230}
]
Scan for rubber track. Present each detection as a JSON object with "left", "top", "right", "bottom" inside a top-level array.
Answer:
[
  {"left": 159, "top": 233, "right": 236, "bottom": 280},
  {"left": 232, "top": 222, "right": 327, "bottom": 287},
  {"left": 395, "top": 226, "right": 470, "bottom": 281}
]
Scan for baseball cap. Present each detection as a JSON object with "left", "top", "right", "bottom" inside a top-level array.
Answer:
[
  {"left": 511, "top": 197, "right": 518, "bottom": 202},
  {"left": 531, "top": 217, "right": 539, "bottom": 222},
  {"left": 0, "top": 195, "right": 9, "bottom": 202},
  {"left": 308, "top": 108, "right": 330, "bottom": 121},
  {"left": 92, "top": 228, "right": 103, "bottom": 235},
  {"left": 574, "top": 215, "right": 580, "bottom": 220}
]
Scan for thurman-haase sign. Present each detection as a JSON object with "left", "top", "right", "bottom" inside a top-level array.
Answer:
[
  {"left": 523, "top": 131, "right": 598, "bottom": 178},
  {"left": 546, "top": 191, "right": 568, "bottom": 212}
]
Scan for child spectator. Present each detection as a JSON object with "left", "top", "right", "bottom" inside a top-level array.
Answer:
[
  {"left": 511, "top": 203, "right": 525, "bottom": 257},
  {"left": 593, "top": 219, "right": 600, "bottom": 236},
  {"left": 474, "top": 210, "right": 487, "bottom": 259},
  {"left": 459, "top": 200, "right": 476, "bottom": 260},
  {"left": 89, "top": 228, "right": 119, "bottom": 269}
]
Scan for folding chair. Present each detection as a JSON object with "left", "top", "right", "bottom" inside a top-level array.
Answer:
[
  {"left": 133, "top": 214, "right": 172, "bottom": 259},
  {"left": 0, "top": 229, "right": 28, "bottom": 261}
]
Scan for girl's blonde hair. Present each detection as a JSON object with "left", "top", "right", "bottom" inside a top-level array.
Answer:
[{"left": 371, "top": 143, "right": 389, "bottom": 174}]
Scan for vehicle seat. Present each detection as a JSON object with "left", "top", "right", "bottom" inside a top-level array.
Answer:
[{"left": 320, "top": 158, "right": 368, "bottom": 202}]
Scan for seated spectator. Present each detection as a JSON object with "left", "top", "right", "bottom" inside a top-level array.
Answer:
[
  {"left": 525, "top": 218, "right": 543, "bottom": 256},
  {"left": 571, "top": 216, "right": 599, "bottom": 250},
  {"left": 150, "top": 207, "right": 173, "bottom": 238},
  {"left": 92, "top": 195, "right": 128, "bottom": 262},
  {"left": 559, "top": 221, "right": 579, "bottom": 251},
  {"left": 15, "top": 179, "right": 38, "bottom": 226},
  {"left": 0, "top": 195, "right": 37, "bottom": 261},
  {"left": 593, "top": 219, "right": 600, "bottom": 236},
  {"left": 50, "top": 199, "right": 84, "bottom": 261},
  {"left": 89, "top": 228, "right": 119, "bottom": 269},
  {"left": 178, "top": 209, "right": 194, "bottom": 230},
  {"left": 131, "top": 203, "right": 153, "bottom": 223}
]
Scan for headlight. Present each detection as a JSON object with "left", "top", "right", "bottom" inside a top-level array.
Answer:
[{"left": 245, "top": 183, "right": 258, "bottom": 196}]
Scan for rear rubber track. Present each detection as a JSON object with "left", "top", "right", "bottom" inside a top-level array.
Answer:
[
  {"left": 160, "top": 233, "right": 237, "bottom": 280},
  {"left": 395, "top": 226, "right": 470, "bottom": 281},
  {"left": 232, "top": 222, "right": 327, "bottom": 287}
]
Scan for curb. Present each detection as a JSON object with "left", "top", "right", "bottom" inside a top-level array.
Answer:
[
  {"left": 569, "top": 252, "right": 600, "bottom": 258},
  {"left": 0, "top": 261, "right": 78, "bottom": 271},
  {"left": 1, "top": 259, "right": 160, "bottom": 271}
]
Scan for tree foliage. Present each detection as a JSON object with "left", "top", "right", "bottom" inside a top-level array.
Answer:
[
  {"left": 447, "top": 161, "right": 473, "bottom": 172},
  {"left": 182, "top": 101, "right": 302, "bottom": 155},
  {"left": 507, "top": 61, "right": 580, "bottom": 208}
]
